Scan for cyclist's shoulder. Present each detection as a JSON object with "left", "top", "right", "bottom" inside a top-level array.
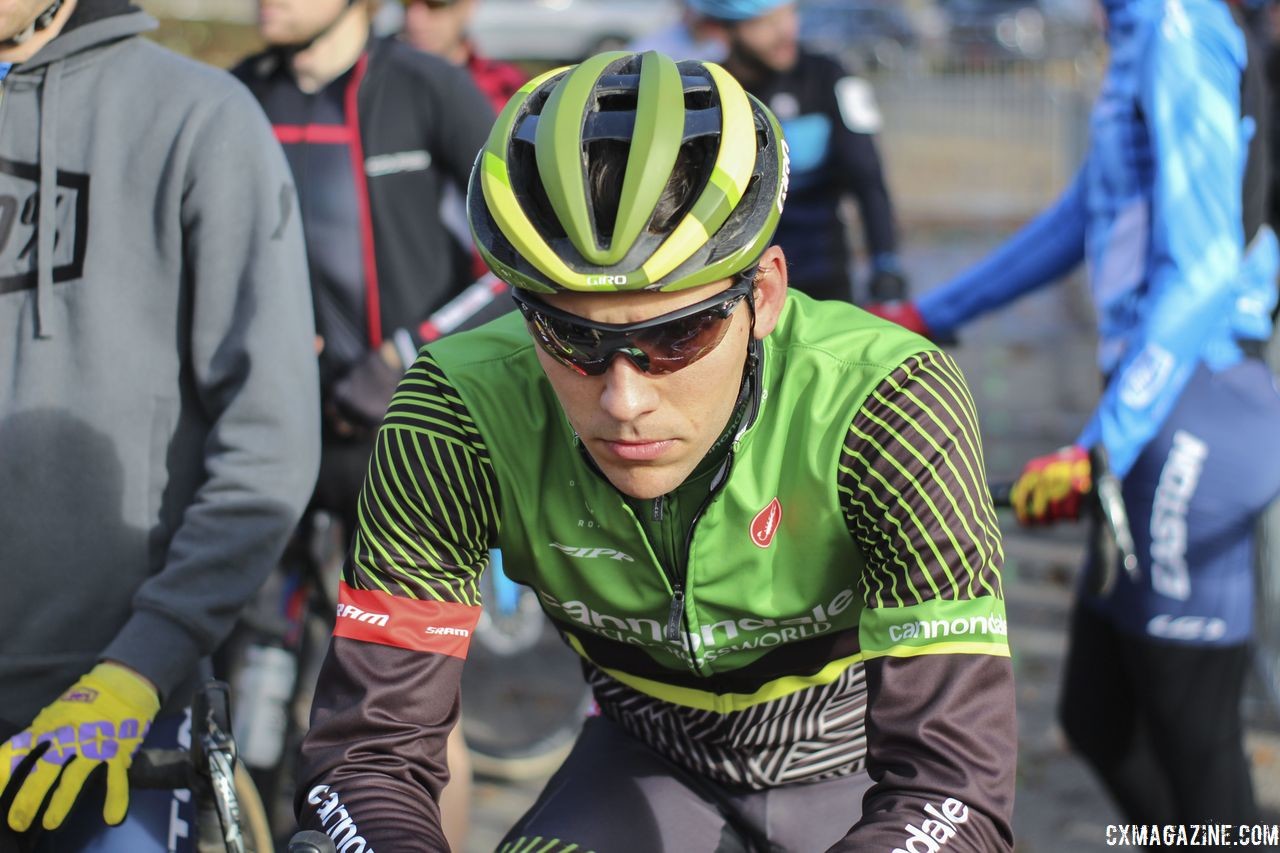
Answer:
[
  {"left": 773, "top": 292, "right": 936, "bottom": 374},
  {"left": 425, "top": 312, "right": 535, "bottom": 377},
  {"left": 793, "top": 48, "right": 856, "bottom": 88},
  {"left": 368, "top": 37, "right": 475, "bottom": 92}
]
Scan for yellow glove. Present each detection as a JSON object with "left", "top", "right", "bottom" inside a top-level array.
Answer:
[
  {"left": 1010, "top": 445, "right": 1092, "bottom": 526},
  {"left": 0, "top": 662, "right": 160, "bottom": 832}
]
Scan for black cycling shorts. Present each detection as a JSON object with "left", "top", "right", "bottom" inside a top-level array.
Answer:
[{"left": 498, "top": 714, "right": 872, "bottom": 853}]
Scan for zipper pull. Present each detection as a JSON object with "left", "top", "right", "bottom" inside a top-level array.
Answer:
[
  {"left": 652, "top": 494, "right": 665, "bottom": 522},
  {"left": 665, "top": 587, "right": 685, "bottom": 641}
]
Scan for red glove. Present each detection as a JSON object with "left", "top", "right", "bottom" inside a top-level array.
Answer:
[
  {"left": 1010, "top": 445, "right": 1092, "bottom": 526},
  {"left": 864, "top": 300, "right": 932, "bottom": 337}
]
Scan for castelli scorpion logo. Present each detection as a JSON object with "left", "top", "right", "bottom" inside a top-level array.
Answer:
[{"left": 750, "top": 497, "right": 782, "bottom": 548}]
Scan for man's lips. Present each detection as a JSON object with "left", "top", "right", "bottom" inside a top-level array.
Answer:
[{"left": 598, "top": 439, "right": 676, "bottom": 462}]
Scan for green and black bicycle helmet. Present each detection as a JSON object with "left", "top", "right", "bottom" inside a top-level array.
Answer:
[{"left": 467, "top": 50, "right": 790, "bottom": 294}]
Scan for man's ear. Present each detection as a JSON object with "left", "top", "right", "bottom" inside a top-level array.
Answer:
[{"left": 750, "top": 245, "right": 788, "bottom": 340}]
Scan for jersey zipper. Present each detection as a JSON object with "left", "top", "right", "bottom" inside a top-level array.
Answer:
[
  {"left": 662, "top": 353, "right": 761, "bottom": 654},
  {"left": 664, "top": 452, "right": 735, "bottom": 649}
]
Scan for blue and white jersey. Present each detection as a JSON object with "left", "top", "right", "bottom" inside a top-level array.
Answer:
[{"left": 918, "top": 0, "right": 1277, "bottom": 479}]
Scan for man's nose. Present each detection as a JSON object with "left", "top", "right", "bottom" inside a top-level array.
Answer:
[{"left": 598, "top": 354, "right": 660, "bottom": 422}]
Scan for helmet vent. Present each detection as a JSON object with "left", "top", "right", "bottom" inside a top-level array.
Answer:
[
  {"left": 510, "top": 142, "right": 568, "bottom": 240},
  {"left": 683, "top": 88, "right": 715, "bottom": 111},
  {"left": 596, "top": 92, "right": 641, "bottom": 113}
]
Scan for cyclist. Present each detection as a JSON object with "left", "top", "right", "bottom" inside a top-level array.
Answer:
[
  {"left": 689, "top": 0, "right": 910, "bottom": 305},
  {"left": 295, "top": 51, "right": 1016, "bottom": 851},
  {"left": 0, "top": 0, "right": 319, "bottom": 849},
  {"left": 234, "top": 0, "right": 498, "bottom": 845},
  {"left": 870, "top": 0, "right": 1280, "bottom": 825},
  {"left": 399, "top": 0, "right": 527, "bottom": 115},
  {"left": 235, "top": 0, "right": 497, "bottom": 523}
]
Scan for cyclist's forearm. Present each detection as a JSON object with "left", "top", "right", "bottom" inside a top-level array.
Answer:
[
  {"left": 828, "top": 654, "right": 1016, "bottom": 852},
  {"left": 297, "top": 639, "right": 459, "bottom": 850},
  {"left": 917, "top": 170, "right": 1087, "bottom": 334}
]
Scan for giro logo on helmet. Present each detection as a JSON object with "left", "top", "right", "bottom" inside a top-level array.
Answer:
[
  {"left": 587, "top": 275, "right": 630, "bottom": 287},
  {"left": 777, "top": 139, "right": 792, "bottom": 214}
]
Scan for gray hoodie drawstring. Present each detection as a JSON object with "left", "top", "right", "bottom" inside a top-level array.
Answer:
[{"left": 35, "top": 58, "right": 62, "bottom": 338}]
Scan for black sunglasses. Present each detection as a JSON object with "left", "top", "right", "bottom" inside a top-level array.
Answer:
[{"left": 512, "top": 270, "right": 758, "bottom": 377}]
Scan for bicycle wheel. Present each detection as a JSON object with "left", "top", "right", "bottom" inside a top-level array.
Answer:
[
  {"left": 462, "top": 554, "right": 593, "bottom": 780},
  {"left": 218, "top": 761, "right": 272, "bottom": 853}
]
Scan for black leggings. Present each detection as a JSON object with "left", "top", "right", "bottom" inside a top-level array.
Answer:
[{"left": 1059, "top": 605, "right": 1259, "bottom": 826}]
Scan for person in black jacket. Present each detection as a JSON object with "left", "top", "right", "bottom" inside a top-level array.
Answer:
[
  {"left": 689, "top": 0, "right": 910, "bottom": 304},
  {"left": 235, "top": 0, "right": 498, "bottom": 846}
]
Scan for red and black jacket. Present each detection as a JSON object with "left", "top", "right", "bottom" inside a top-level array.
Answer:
[{"left": 233, "top": 37, "right": 496, "bottom": 388}]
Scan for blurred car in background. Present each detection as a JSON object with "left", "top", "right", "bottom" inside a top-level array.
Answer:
[
  {"left": 937, "top": 0, "right": 1095, "bottom": 62},
  {"left": 469, "top": 0, "right": 680, "bottom": 62},
  {"left": 797, "top": 0, "right": 942, "bottom": 71}
]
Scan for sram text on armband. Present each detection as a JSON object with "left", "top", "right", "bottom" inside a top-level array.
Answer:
[{"left": 1107, "top": 823, "right": 1280, "bottom": 847}]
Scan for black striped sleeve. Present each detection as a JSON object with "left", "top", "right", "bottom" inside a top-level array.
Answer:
[
  {"left": 831, "top": 350, "right": 1015, "bottom": 852},
  {"left": 345, "top": 352, "right": 499, "bottom": 605},
  {"left": 294, "top": 353, "right": 500, "bottom": 849},
  {"left": 839, "top": 350, "right": 1004, "bottom": 609}
]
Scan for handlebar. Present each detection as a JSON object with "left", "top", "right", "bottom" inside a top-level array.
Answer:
[
  {"left": 289, "top": 830, "right": 338, "bottom": 853},
  {"left": 127, "top": 681, "right": 247, "bottom": 853},
  {"left": 989, "top": 445, "right": 1140, "bottom": 596}
]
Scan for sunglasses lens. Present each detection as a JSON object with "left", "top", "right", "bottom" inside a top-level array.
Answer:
[
  {"left": 523, "top": 300, "right": 739, "bottom": 377},
  {"left": 632, "top": 310, "right": 737, "bottom": 375},
  {"left": 526, "top": 313, "right": 611, "bottom": 376}
]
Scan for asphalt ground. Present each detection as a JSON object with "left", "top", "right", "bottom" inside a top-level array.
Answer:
[{"left": 458, "top": 228, "right": 1280, "bottom": 852}]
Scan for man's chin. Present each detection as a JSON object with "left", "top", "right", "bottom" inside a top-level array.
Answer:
[{"left": 597, "top": 462, "right": 689, "bottom": 501}]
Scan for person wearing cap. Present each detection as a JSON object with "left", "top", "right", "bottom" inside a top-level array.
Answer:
[
  {"left": 689, "top": 0, "right": 910, "bottom": 305},
  {"left": 293, "top": 51, "right": 1015, "bottom": 852}
]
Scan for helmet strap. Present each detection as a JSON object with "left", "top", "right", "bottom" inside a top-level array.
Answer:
[{"left": 5, "top": 0, "right": 65, "bottom": 48}]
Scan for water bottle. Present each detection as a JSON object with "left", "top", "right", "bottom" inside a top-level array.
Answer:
[{"left": 231, "top": 643, "right": 298, "bottom": 770}]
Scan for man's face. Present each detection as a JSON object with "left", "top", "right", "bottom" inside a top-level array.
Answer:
[
  {"left": 534, "top": 281, "right": 755, "bottom": 501},
  {"left": 403, "top": 0, "right": 473, "bottom": 59},
  {"left": 0, "top": 0, "right": 55, "bottom": 43},
  {"left": 529, "top": 247, "right": 788, "bottom": 501},
  {"left": 731, "top": 2, "right": 799, "bottom": 74},
  {"left": 258, "top": 0, "right": 349, "bottom": 46}
]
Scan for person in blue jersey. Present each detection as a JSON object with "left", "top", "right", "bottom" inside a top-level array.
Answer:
[
  {"left": 688, "top": 0, "right": 910, "bottom": 305},
  {"left": 871, "top": 0, "right": 1280, "bottom": 825}
]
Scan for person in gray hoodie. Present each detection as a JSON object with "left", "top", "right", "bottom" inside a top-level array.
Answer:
[{"left": 0, "top": 0, "right": 320, "bottom": 849}]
